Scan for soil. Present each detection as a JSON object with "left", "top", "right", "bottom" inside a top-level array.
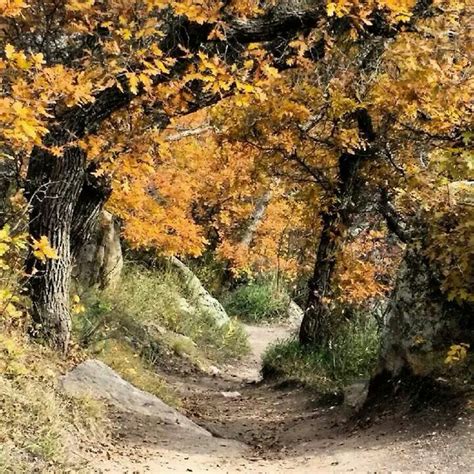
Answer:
[{"left": 88, "top": 323, "right": 474, "bottom": 473}]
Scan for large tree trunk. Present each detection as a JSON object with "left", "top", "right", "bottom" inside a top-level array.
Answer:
[
  {"left": 24, "top": 85, "right": 133, "bottom": 352},
  {"left": 26, "top": 146, "right": 87, "bottom": 353},
  {"left": 299, "top": 153, "right": 361, "bottom": 345},
  {"left": 299, "top": 106, "right": 376, "bottom": 346}
]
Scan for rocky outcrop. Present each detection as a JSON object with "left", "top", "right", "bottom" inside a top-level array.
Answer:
[
  {"left": 61, "top": 360, "right": 211, "bottom": 437},
  {"left": 287, "top": 300, "right": 304, "bottom": 329},
  {"left": 169, "top": 257, "right": 230, "bottom": 327},
  {"left": 380, "top": 249, "right": 473, "bottom": 376},
  {"left": 72, "top": 210, "right": 123, "bottom": 290}
]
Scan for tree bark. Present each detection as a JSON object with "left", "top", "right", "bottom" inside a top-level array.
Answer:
[
  {"left": 299, "top": 153, "right": 361, "bottom": 345},
  {"left": 26, "top": 146, "right": 87, "bottom": 353},
  {"left": 240, "top": 189, "right": 273, "bottom": 248}
]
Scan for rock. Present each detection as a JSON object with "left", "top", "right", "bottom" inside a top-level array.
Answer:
[
  {"left": 221, "top": 391, "right": 242, "bottom": 398},
  {"left": 169, "top": 257, "right": 230, "bottom": 327},
  {"left": 72, "top": 210, "right": 123, "bottom": 290},
  {"left": 176, "top": 296, "right": 196, "bottom": 318},
  {"left": 380, "top": 249, "right": 473, "bottom": 376},
  {"left": 343, "top": 380, "right": 369, "bottom": 412},
  {"left": 61, "top": 360, "right": 211, "bottom": 437},
  {"left": 287, "top": 300, "right": 304, "bottom": 328},
  {"left": 208, "top": 365, "right": 220, "bottom": 376}
]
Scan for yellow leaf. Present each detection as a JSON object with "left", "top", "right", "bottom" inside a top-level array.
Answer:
[
  {"left": 127, "top": 73, "right": 140, "bottom": 95},
  {"left": 5, "top": 43, "right": 15, "bottom": 59},
  {"left": 32, "top": 236, "right": 59, "bottom": 261}
]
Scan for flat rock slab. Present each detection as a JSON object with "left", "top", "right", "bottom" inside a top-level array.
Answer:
[{"left": 61, "top": 360, "right": 211, "bottom": 437}]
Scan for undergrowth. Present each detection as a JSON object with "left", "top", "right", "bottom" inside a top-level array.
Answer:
[
  {"left": 0, "top": 332, "right": 106, "bottom": 473},
  {"left": 223, "top": 277, "right": 290, "bottom": 323},
  {"left": 262, "top": 314, "right": 380, "bottom": 391},
  {"left": 74, "top": 263, "right": 249, "bottom": 389}
]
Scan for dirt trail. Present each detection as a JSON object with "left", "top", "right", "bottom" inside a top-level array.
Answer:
[{"left": 91, "top": 323, "right": 473, "bottom": 473}]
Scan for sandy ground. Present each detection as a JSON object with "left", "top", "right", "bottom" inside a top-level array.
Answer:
[{"left": 89, "top": 323, "right": 473, "bottom": 473}]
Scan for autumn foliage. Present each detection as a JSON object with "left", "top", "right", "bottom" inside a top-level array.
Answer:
[{"left": 0, "top": 0, "right": 471, "bottom": 352}]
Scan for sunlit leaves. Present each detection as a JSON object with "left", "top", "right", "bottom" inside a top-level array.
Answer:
[
  {"left": 0, "top": 226, "right": 27, "bottom": 320},
  {"left": 171, "top": 0, "right": 221, "bottom": 24},
  {"left": 31, "top": 236, "right": 59, "bottom": 261},
  {"left": 71, "top": 295, "right": 86, "bottom": 314},
  {"left": 326, "top": 0, "right": 416, "bottom": 24},
  {"left": 445, "top": 343, "right": 470, "bottom": 365},
  {"left": 0, "top": 0, "right": 28, "bottom": 17}
]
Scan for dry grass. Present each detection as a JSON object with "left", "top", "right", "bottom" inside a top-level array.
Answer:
[
  {"left": 96, "top": 338, "right": 180, "bottom": 407},
  {"left": 0, "top": 332, "right": 106, "bottom": 473}
]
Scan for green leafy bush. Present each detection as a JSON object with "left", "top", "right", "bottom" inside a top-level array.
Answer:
[
  {"left": 223, "top": 279, "right": 290, "bottom": 323},
  {"left": 262, "top": 314, "right": 380, "bottom": 391}
]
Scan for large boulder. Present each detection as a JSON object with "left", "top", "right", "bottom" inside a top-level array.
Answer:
[
  {"left": 72, "top": 210, "right": 123, "bottom": 290},
  {"left": 380, "top": 249, "right": 474, "bottom": 376},
  {"left": 61, "top": 360, "right": 211, "bottom": 437},
  {"left": 169, "top": 257, "right": 230, "bottom": 327}
]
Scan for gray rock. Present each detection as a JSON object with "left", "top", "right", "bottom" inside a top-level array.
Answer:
[
  {"left": 221, "top": 391, "right": 242, "bottom": 398},
  {"left": 72, "top": 210, "right": 123, "bottom": 290},
  {"left": 169, "top": 257, "right": 230, "bottom": 327},
  {"left": 343, "top": 380, "right": 369, "bottom": 412},
  {"left": 60, "top": 360, "right": 211, "bottom": 437},
  {"left": 287, "top": 300, "right": 304, "bottom": 328}
]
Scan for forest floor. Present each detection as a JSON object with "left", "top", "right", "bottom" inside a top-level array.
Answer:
[{"left": 89, "top": 323, "right": 473, "bottom": 473}]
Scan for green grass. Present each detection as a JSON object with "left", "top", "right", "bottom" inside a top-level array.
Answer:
[
  {"left": 262, "top": 314, "right": 380, "bottom": 391},
  {"left": 223, "top": 278, "right": 290, "bottom": 323},
  {"left": 73, "top": 263, "right": 249, "bottom": 382}
]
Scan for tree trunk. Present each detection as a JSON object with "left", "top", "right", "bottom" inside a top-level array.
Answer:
[
  {"left": 299, "top": 107, "right": 376, "bottom": 346},
  {"left": 24, "top": 86, "right": 132, "bottom": 352},
  {"left": 26, "top": 146, "right": 87, "bottom": 353},
  {"left": 240, "top": 189, "right": 273, "bottom": 248},
  {"left": 299, "top": 153, "right": 361, "bottom": 345}
]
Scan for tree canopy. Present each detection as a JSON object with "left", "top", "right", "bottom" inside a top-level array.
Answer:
[{"left": 0, "top": 0, "right": 472, "bottom": 353}]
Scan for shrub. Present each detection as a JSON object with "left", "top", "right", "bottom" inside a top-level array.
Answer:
[
  {"left": 223, "top": 278, "right": 290, "bottom": 323},
  {"left": 262, "top": 314, "right": 380, "bottom": 391},
  {"left": 187, "top": 253, "right": 229, "bottom": 298}
]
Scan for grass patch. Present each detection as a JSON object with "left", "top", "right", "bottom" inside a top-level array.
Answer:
[
  {"left": 262, "top": 315, "right": 380, "bottom": 391},
  {"left": 0, "top": 333, "right": 106, "bottom": 473},
  {"left": 74, "top": 263, "right": 249, "bottom": 382},
  {"left": 95, "top": 338, "right": 180, "bottom": 407},
  {"left": 223, "top": 278, "right": 290, "bottom": 323}
]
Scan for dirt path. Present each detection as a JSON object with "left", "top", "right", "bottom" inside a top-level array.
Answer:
[
  {"left": 91, "top": 323, "right": 473, "bottom": 473},
  {"left": 223, "top": 323, "right": 295, "bottom": 382}
]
